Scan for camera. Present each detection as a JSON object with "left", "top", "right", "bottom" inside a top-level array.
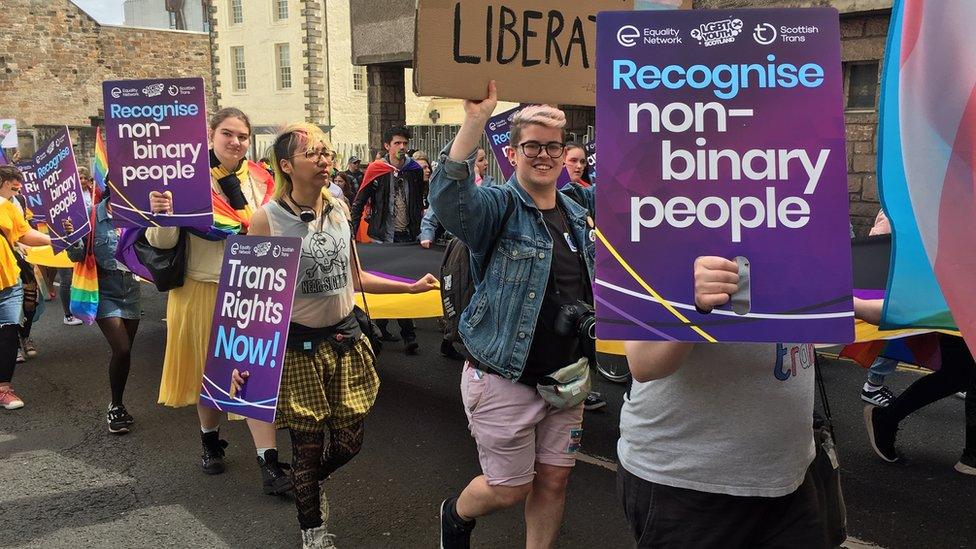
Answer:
[{"left": 553, "top": 300, "right": 596, "bottom": 341}]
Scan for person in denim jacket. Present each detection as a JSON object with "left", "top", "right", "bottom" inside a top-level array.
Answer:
[
  {"left": 431, "top": 82, "right": 595, "bottom": 549},
  {"left": 66, "top": 190, "right": 141, "bottom": 434}
]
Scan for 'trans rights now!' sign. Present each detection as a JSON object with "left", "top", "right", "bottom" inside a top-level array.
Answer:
[
  {"left": 103, "top": 77, "right": 213, "bottom": 229},
  {"left": 594, "top": 8, "right": 854, "bottom": 343}
]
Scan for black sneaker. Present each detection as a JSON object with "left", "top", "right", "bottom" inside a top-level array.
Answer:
[
  {"left": 201, "top": 430, "right": 229, "bottom": 475},
  {"left": 405, "top": 340, "right": 420, "bottom": 355},
  {"left": 258, "top": 449, "right": 294, "bottom": 495},
  {"left": 107, "top": 404, "right": 134, "bottom": 435},
  {"left": 584, "top": 392, "right": 607, "bottom": 411},
  {"left": 440, "top": 497, "right": 475, "bottom": 549},
  {"left": 860, "top": 383, "right": 896, "bottom": 407},
  {"left": 440, "top": 340, "right": 465, "bottom": 361},
  {"left": 955, "top": 451, "right": 976, "bottom": 476},
  {"left": 864, "top": 405, "right": 900, "bottom": 462}
]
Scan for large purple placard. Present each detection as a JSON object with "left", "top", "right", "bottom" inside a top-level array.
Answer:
[
  {"left": 200, "top": 235, "right": 302, "bottom": 423},
  {"left": 33, "top": 127, "right": 90, "bottom": 252},
  {"left": 103, "top": 77, "right": 213, "bottom": 229},
  {"left": 595, "top": 8, "right": 853, "bottom": 343}
]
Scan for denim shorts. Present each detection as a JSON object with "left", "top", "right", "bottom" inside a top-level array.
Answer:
[
  {"left": 0, "top": 283, "right": 24, "bottom": 326},
  {"left": 97, "top": 270, "right": 141, "bottom": 320}
]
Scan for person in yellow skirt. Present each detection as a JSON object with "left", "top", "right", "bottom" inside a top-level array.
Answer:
[
  {"left": 146, "top": 108, "right": 292, "bottom": 495},
  {"left": 234, "top": 123, "right": 438, "bottom": 548}
]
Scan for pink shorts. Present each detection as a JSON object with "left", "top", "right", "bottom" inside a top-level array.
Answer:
[{"left": 460, "top": 363, "right": 584, "bottom": 487}]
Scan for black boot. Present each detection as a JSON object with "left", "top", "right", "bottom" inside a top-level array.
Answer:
[
  {"left": 201, "top": 430, "right": 228, "bottom": 475},
  {"left": 258, "top": 448, "right": 294, "bottom": 495},
  {"left": 440, "top": 339, "right": 465, "bottom": 361}
]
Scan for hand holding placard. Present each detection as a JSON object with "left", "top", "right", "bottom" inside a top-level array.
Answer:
[
  {"left": 693, "top": 256, "right": 739, "bottom": 313},
  {"left": 149, "top": 190, "right": 173, "bottom": 214}
]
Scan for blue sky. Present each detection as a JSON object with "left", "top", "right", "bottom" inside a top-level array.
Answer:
[{"left": 72, "top": 0, "right": 124, "bottom": 25}]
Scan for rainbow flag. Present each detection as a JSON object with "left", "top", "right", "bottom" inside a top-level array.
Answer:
[
  {"left": 92, "top": 126, "right": 108, "bottom": 194},
  {"left": 68, "top": 228, "right": 99, "bottom": 325},
  {"left": 878, "top": 0, "right": 976, "bottom": 353}
]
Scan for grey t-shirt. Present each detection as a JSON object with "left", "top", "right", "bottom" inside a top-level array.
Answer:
[{"left": 617, "top": 343, "right": 816, "bottom": 498}]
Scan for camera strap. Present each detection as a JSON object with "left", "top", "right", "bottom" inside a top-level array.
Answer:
[{"left": 546, "top": 203, "right": 591, "bottom": 303}]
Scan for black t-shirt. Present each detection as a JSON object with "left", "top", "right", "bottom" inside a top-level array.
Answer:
[{"left": 519, "top": 205, "right": 592, "bottom": 386}]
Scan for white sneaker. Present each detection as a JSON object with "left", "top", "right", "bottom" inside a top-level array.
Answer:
[
  {"left": 301, "top": 526, "right": 338, "bottom": 549},
  {"left": 956, "top": 392, "right": 967, "bottom": 400},
  {"left": 63, "top": 315, "right": 83, "bottom": 326},
  {"left": 16, "top": 348, "right": 25, "bottom": 363}
]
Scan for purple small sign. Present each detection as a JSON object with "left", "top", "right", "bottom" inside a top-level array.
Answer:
[
  {"left": 15, "top": 158, "right": 45, "bottom": 223},
  {"left": 200, "top": 235, "right": 302, "bottom": 423},
  {"left": 33, "top": 127, "right": 90, "bottom": 253},
  {"left": 584, "top": 139, "right": 597, "bottom": 182},
  {"left": 594, "top": 8, "right": 853, "bottom": 343},
  {"left": 484, "top": 105, "right": 570, "bottom": 186},
  {"left": 103, "top": 77, "right": 213, "bottom": 229}
]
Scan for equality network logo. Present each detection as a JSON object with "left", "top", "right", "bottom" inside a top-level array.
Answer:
[
  {"left": 690, "top": 18, "right": 743, "bottom": 47},
  {"left": 617, "top": 25, "right": 641, "bottom": 48}
]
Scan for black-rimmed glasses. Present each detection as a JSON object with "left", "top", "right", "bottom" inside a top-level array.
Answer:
[{"left": 517, "top": 141, "right": 566, "bottom": 159}]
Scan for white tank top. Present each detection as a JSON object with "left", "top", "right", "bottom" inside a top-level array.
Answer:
[{"left": 264, "top": 199, "right": 355, "bottom": 328}]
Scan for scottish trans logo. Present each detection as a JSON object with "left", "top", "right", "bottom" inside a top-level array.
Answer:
[{"left": 753, "top": 23, "right": 777, "bottom": 45}]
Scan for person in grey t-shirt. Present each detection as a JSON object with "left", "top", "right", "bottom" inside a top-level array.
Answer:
[{"left": 617, "top": 256, "right": 823, "bottom": 548}]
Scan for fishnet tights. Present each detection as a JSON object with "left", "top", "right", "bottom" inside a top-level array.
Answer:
[{"left": 289, "top": 421, "right": 365, "bottom": 530}]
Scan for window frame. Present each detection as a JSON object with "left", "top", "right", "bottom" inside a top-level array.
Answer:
[
  {"left": 275, "top": 43, "right": 292, "bottom": 90},
  {"left": 274, "top": 0, "right": 289, "bottom": 21},
  {"left": 230, "top": 0, "right": 243, "bottom": 25},
  {"left": 231, "top": 46, "right": 247, "bottom": 92},
  {"left": 843, "top": 61, "right": 880, "bottom": 113}
]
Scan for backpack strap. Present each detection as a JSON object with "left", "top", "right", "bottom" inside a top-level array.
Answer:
[{"left": 477, "top": 192, "right": 516, "bottom": 280}]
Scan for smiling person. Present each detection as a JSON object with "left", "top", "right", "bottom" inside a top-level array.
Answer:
[
  {"left": 145, "top": 108, "right": 290, "bottom": 495},
  {"left": 430, "top": 83, "right": 597, "bottom": 549},
  {"left": 238, "top": 123, "right": 437, "bottom": 548}
]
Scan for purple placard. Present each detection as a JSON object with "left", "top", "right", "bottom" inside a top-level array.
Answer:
[
  {"left": 594, "top": 8, "right": 853, "bottom": 343},
  {"left": 103, "top": 77, "right": 213, "bottom": 229},
  {"left": 200, "top": 235, "right": 302, "bottom": 423},
  {"left": 484, "top": 105, "right": 571, "bottom": 186},
  {"left": 15, "top": 158, "right": 45, "bottom": 223},
  {"left": 584, "top": 139, "right": 597, "bottom": 182},
  {"left": 33, "top": 127, "right": 90, "bottom": 253}
]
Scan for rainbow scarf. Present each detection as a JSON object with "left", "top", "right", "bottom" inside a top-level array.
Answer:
[
  {"left": 191, "top": 158, "right": 274, "bottom": 241},
  {"left": 68, "top": 202, "right": 99, "bottom": 324},
  {"left": 877, "top": 0, "right": 976, "bottom": 354}
]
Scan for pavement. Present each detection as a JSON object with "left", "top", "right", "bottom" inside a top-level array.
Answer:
[{"left": 1, "top": 289, "right": 973, "bottom": 548}]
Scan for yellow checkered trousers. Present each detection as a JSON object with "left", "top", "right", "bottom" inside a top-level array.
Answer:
[{"left": 275, "top": 336, "right": 379, "bottom": 433}]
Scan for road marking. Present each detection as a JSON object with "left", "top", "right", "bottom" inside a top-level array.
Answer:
[{"left": 577, "top": 452, "right": 618, "bottom": 472}]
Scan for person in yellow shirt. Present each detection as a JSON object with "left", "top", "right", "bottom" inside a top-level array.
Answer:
[{"left": 0, "top": 165, "right": 53, "bottom": 410}]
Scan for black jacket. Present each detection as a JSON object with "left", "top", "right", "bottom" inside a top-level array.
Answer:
[{"left": 350, "top": 163, "right": 425, "bottom": 242}]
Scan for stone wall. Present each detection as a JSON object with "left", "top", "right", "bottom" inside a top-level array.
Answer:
[
  {"left": 366, "top": 65, "right": 406, "bottom": 159},
  {"left": 0, "top": 0, "right": 212, "bottom": 163}
]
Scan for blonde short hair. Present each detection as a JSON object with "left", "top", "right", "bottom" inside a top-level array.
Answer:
[
  {"left": 269, "top": 122, "right": 345, "bottom": 226},
  {"left": 509, "top": 105, "right": 567, "bottom": 147}
]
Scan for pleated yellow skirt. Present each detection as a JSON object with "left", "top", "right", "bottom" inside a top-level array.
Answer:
[{"left": 157, "top": 278, "right": 218, "bottom": 407}]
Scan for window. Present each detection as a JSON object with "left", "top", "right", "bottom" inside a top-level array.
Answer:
[
  {"left": 232, "top": 46, "right": 246, "bottom": 91},
  {"left": 168, "top": 11, "right": 177, "bottom": 29},
  {"left": 230, "top": 0, "right": 243, "bottom": 24},
  {"left": 275, "top": 43, "right": 292, "bottom": 90},
  {"left": 845, "top": 62, "right": 879, "bottom": 111},
  {"left": 275, "top": 0, "right": 289, "bottom": 20},
  {"left": 353, "top": 66, "right": 365, "bottom": 92}
]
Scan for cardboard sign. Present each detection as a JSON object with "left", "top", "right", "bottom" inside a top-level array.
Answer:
[
  {"left": 14, "top": 159, "right": 45, "bottom": 223},
  {"left": 484, "top": 104, "right": 570, "bottom": 185},
  {"left": 415, "top": 0, "right": 637, "bottom": 105},
  {"left": 200, "top": 235, "right": 302, "bottom": 423},
  {"left": 0, "top": 119, "right": 17, "bottom": 149},
  {"left": 594, "top": 8, "right": 854, "bottom": 343},
  {"left": 102, "top": 77, "right": 213, "bottom": 229},
  {"left": 33, "top": 127, "right": 90, "bottom": 253}
]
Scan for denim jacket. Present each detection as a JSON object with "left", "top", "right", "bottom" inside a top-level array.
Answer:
[
  {"left": 67, "top": 199, "right": 121, "bottom": 272},
  {"left": 429, "top": 141, "right": 596, "bottom": 380},
  {"left": 420, "top": 174, "right": 499, "bottom": 242}
]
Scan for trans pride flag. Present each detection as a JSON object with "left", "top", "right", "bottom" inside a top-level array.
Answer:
[{"left": 878, "top": 0, "right": 976, "bottom": 352}]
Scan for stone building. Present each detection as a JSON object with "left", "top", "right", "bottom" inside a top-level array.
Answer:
[
  {"left": 0, "top": 0, "right": 212, "bottom": 165},
  {"left": 207, "top": 0, "right": 437, "bottom": 161},
  {"left": 350, "top": 0, "right": 893, "bottom": 234}
]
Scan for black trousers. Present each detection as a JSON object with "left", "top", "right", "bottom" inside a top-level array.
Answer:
[{"left": 617, "top": 465, "right": 823, "bottom": 549}]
